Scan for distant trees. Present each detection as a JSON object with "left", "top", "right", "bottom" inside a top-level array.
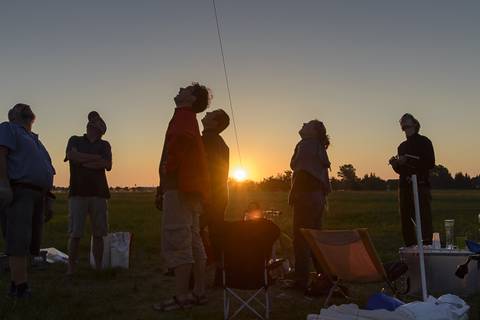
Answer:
[
  {"left": 256, "top": 170, "right": 292, "bottom": 191},
  {"left": 254, "top": 164, "right": 480, "bottom": 192}
]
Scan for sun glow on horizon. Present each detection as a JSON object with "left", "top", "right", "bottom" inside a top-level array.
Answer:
[{"left": 232, "top": 168, "right": 248, "bottom": 182}]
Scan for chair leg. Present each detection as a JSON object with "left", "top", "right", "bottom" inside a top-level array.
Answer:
[
  {"left": 324, "top": 282, "right": 338, "bottom": 308},
  {"left": 265, "top": 287, "right": 270, "bottom": 320},
  {"left": 224, "top": 289, "right": 229, "bottom": 320}
]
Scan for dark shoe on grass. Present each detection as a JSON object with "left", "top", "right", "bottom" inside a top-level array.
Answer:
[
  {"left": 153, "top": 296, "right": 194, "bottom": 312},
  {"left": 15, "top": 283, "right": 32, "bottom": 299}
]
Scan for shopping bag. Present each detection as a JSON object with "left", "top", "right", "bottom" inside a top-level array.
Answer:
[
  {"left": 110, "top": 232, "right": 132, "bottom": 269},
  {"left": 90, "top": 232, "right": 132, "bottom": 269}
]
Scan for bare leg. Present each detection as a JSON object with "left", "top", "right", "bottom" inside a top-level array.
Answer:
[
  {"left": 9, "top": 256, "right": 27, "bottom": 284},
  {"left": 92, "top": 236, "right": 104, "bottom": 270},
  {"left": 193, "top": 258, "right": 207, "bottom": 297},
  {"left": 175, "top": 263, "right": 193, "bottom": 300},
  {"left": 67, "top": 237, "right": 81, "bottom": 275}
]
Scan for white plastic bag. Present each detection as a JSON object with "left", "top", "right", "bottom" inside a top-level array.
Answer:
[
  {"left": 110, "top": 232, "right": 132, "bottom": 269},
  {"left": 90, "top": 232, "right": 132, "bottom": 269},
  {"left": 396, "top": 295, "right": 470, "bottom": 320}
]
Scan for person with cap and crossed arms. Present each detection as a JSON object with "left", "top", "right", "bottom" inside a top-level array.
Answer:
[{"left": 65, "top": 111, "right": 112, "bottom": 275}]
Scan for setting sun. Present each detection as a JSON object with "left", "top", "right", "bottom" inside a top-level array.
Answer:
[{"left": 232, "top": 168, "right": 248, "bottom": 182}]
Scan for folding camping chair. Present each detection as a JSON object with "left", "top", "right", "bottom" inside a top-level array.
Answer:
[
  {"left": 300, "top": 228, "right": 397, "bottom": 307},
  {"left": 221, "top": 219, "right": 280, "bottom": 320}
]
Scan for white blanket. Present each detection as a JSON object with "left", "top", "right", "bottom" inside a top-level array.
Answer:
[{"left": 307, "top": 295, "right": 469, "bottom": 320}]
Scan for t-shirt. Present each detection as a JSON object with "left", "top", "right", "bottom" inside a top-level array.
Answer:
[
  {"left": 202, "top": 130, "right": 229, "bottom": 206},
  {"left": 65, "top": 135, "right": 111, "bottom": 198},
  {"left": 0, "top": 122, "right": 55, "bottom": 189},
  {"left": 160, "top": 107, "right": 209, "bottom": 201}
]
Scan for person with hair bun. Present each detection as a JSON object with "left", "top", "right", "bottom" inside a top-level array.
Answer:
[
  {"left": 289, "top": 120, "right": 331, "bottom": 290},
  {"left": 389, "top": 113, "right": 435, "bottom": 247}
]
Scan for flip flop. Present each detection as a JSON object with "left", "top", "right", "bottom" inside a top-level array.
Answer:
[{"left": 153, "top": 296, "right": 194, "bottom": 312}]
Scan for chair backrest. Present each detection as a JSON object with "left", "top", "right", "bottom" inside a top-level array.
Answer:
[
  {"left": 301, "top": 228, "right": 387, "bottom": 283},
  {"left": 222, "top": 219, "right": 280, "bottom": 289}
]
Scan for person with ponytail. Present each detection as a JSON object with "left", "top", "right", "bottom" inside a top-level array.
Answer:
[{"left": 289, "top": 120, "right": 331, "bottom": 290}]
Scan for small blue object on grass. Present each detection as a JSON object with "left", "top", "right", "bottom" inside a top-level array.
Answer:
[
  {"left": 366, "top": 292, "right": 404, "bottom": 311},
  {"left": 466, "top": 240, "right": 480, "bottom": 253}
]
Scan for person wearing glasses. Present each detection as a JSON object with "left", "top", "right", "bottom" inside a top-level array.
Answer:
[
  {"left": 389, "top": 113, "right": 435, "bottom": 247},
  {"left": 0, "top": 103, "right": 55, "bottom": 298}
]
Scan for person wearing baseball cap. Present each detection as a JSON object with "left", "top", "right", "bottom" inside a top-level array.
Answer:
[{"left": 64, "top": 111, "right": 112, "bottom": 275}]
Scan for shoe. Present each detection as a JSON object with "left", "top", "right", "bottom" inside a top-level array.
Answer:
[{"left": 15, "top": 283, "right": 32, "bottom": 299}]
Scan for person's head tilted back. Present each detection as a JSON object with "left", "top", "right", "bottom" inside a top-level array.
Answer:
[
  {"left": 174, "top": 82, "right": 211, "bottom": 113},
  {"left": 399, "top": 113, "right": 420, "bottom": 138},
  {"left": 202, "top": 109, "right": 230, "bottom": 134},
  {"left": 299, "top": 120, "right": 330, "bottom": 149}
]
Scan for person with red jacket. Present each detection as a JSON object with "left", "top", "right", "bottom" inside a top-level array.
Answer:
[{"left": 155, "top": 83, "right": 211, "bottom": 311}]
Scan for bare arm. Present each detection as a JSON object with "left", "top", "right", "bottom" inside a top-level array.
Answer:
[
  {"left": 67, "top": 148, "right": 102, "bottom": 164},
  {"left": 82, "top": 159, "right": 112, "bottom": 170}
]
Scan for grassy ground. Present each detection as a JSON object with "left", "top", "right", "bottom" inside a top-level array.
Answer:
[{"left": 1, "top": 190, "right": 479, "bottom": 319}]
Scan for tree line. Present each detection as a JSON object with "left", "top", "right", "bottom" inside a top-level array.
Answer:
[{"left": 243, "top": 164, "right": 480, "bottom": 192}]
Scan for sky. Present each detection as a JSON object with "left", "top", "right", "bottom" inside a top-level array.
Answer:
[{"left": 1, "top": 1, "right": 479, "bottom": 187}]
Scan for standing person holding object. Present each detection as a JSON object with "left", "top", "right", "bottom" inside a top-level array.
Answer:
[
  {"left": 0, "top": 103, "right": 55, "bottom": 298},
  {"left": 200, "top": 109, "right": 230, "bottom": 285},
  {"left": 389, "top": 113, "right": 435, "bottom": 247},
  {"left": 155, "top": 83, "right": 211, "bottom": 311},
  {"left": 65, "top": 111, "right": 112, "bottom": 275},
  {"left": 289, "top": 120, "right": 331, "bottom": 290}
]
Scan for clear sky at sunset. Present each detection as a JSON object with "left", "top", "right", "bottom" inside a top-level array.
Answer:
[{"left": 1, "top": 1, "right": 479, "bottom": 186}]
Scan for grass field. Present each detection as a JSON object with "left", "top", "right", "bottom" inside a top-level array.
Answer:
[{"left": 1, "top": 190, "right": 480, "bottom": 319}]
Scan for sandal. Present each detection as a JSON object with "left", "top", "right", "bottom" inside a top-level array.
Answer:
[
  {"left": 192, "top": 292, "right": 208, "bottom": 305},
  {"left": 153, "top": 296, "right": 194, "bottom": 312}
]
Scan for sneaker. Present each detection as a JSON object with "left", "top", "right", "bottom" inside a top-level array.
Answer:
[{"left": 15, "top": 283, "right": 32, "bottom": 299}]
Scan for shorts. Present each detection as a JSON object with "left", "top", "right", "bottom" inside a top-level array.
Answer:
[
  {"left": 0, "top": 187, "right": 45, "bottom": 256},
  {"left": 68, "top": 197, "right": 108, "bottom": 238},
  {"left": 161, "top": 190, "right": 206, "bottom": 269}
]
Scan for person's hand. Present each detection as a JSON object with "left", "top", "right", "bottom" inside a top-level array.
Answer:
[
  {"left": 155, "top": 187, "right": 163, "bottom": 211},
  {"left": 397, "top": 155, "right": 408, "bottom": 165},
  {"left": 388, "top": 156, "right": 397, "bottom": 166},
  {"left": 0, "top": 180, "right": 13, "bottom": 208},
  {"left": 44, "top": 197, "right": 54, "bottom": 222}
]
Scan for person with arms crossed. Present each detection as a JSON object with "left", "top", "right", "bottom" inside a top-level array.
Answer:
[{"left": 65, "top": 111, "right": 112, "bottom": 275}]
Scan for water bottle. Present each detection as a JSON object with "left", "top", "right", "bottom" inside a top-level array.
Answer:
[{"left": 444, "top": 219, "right": 455, "bottom": 249}]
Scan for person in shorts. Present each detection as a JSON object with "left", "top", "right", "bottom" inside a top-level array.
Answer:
[
  {"left": 0, "top": 103, "right": 55, "bottom": 298},
  {"left": 155, "top": 83, "right": 211, "bottom": 311},
  {"left": 65, "top": 111, "right": 112, "bottom": 274}
]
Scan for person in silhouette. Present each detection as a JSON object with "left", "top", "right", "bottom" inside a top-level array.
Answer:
[
  {"left": 200, "top": 109, "right": 229, "bottom": 285},
  {"left": 0, "top": 103, "right": 55, "bottom": 298},
  {"left": 389, "top": 113, "right": 435, "bottom": 247},
  {"left": 65, "top": 111, "right": 112, "bottom": 275},
  {"left": 155, "top": 83, "right": 211, "bottom": 311},
  {"left": 289, "top": 120, "right": 331, "bottom": 290}
]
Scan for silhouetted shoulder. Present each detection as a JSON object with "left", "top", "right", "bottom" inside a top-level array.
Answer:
[{"left": 418, "top": 134, "right": 433, "bottom": 145}]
